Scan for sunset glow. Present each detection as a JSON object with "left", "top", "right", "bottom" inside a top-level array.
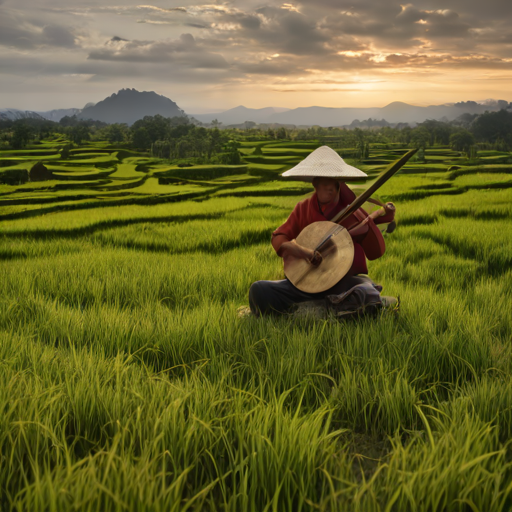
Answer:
[{"left": 0, "top": 0, "right": 510, "bottom": 112}]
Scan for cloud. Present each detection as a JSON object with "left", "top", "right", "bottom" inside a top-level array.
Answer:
[
  {"left": 41, "top": 24, "right": 76, "bottom": 47},
  {"left": 185, "top": 22, "right": 209, "bottom": 29},
  {"left": 273, "top": 88, "right": 384, "bottom": 92},
  {"left": 0, "top": 11, "right": 37, "bottom": 49},
  {"left": 236, "top": 56, "right": 305, "bottom": 76},
  {"left": 2, "top": 0, "right": 512, "bottom": 104},
  {"left": 423, "top": 10, "right": 471, "bottom": 38},
  {"left": 88, "top": 33, "right": 230, "bottom": 69},
  {"left": 136, "top": 5, "right": 188, "bottom": 13},
  {"left": 0, "top": 8, "right": 77, "bottom": 49}
]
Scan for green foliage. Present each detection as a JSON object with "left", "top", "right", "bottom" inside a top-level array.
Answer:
[
  {"left": 450, "top": 129, "right": 475, "bottom": 153},
  {"left": 472, "top": 110, "right": 512, "bottom": 147},
  {"left": 59, "top": 143, "right": 72, "bottom": 159},
  {"left": 3, "top": 138, "right": 512, "bottom": 510},
  {"left": 414, "top": 146, "right": 425, "bottom": 162},
  {"left": 70, "top": 124, "right": 91, "bottom": 145},
  {"left": 219, "top": 140, "right": 242, "bottom": 165},
  {"left": 10, "top": 123, "right": 33, "bottom": 149},
  {"left": 0, "top": 167, "right": 29, "bottom": 184},
  {"left": 159, "top": 164, "right": 247, "bottom": 181},
  {"left": 105, "top": 123, "right": 128, "bottom": 143},
  {"left": 132, "top": 127, "right": 151, "bottom": 150},
  {"left": 276, "top": 126, "right": 288, "bottom": 139},
  {"left": 410, "top": 127, "right": 430, "bottom": 149}
]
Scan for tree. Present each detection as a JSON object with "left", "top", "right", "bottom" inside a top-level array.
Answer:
[
  {"left": 59, "top": 144, "right": 72, "bottom": 159},
  {"left": 276, "top": 127, "right": 287, "bottom": 139},
  {"left": 131, "top": 115, "right": 170, "bottom": 143},
  {"left": 10, "top": 123, "right": 32, "bottom": 149},
  {"left": 59, "top": 115, "right": 79, "bottom": 127},
  {"left": 410, "top": 127, "right": 430, "bottom": 149},
  {"left": 472, "top": 110, "right": 512, "bottom": 146},
  {"left": 132, "top": 127, "right": 151, "bottom": 150},
  {"left": 207, "top": 128, "right": 224, "bottom": 159},
  {"left": 219, "top": 140, "right": 241, "bottom": 165},
  {"left": 417, "top": 119, "right": 452, "bottom": 145},
  {"left": 450, "top": 130, "right": 475, "bottom": 153},
  {"left": 70, "top": 124, "right": 90, "bottom": 145},
  {"left": 106, "top": 123, "right": 127, "bottom": 143}
]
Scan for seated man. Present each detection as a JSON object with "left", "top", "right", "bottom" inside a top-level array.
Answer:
[{"left": 249, "top": 146, "right": 395, "bottom": 316}]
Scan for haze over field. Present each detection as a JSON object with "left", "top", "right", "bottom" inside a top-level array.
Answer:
[{"left": 1, "top": 0, "right": 511, "bottom": 113}]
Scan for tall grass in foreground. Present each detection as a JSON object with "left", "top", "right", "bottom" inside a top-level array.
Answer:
[{"left": 2, "top": 173, "right": 512, "bottom": 510}]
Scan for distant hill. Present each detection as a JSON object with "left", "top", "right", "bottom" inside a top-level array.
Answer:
[
  {"left": 192, "top": 100, "right": 512, "bottom": 127},
  {"left": 0, "top": 109, "right": 46, "bottom": 122},
  {"left": 191, "top": 105, "right": 291, "bottom": 125},
  {"left": 3, "top": 93, "right": 511, "bottom": 127},
  {"left": 79, "top": 88, "right": 186, "bottom": 125},
  {"left": 37, "top": 108, "right": 82, "bottom": 122}
]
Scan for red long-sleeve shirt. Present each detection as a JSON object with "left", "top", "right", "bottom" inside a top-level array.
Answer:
[{"left": 271, "top": 183, "right": 395, "bottom": 275}]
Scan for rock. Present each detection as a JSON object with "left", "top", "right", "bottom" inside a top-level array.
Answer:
[
  {"left": 293, "top": 300, "right": 329, "bottom": 319},
  {"left": 29, "top": 162, "right": 53, "bottom": 181}
]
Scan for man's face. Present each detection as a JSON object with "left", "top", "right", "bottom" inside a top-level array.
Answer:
[{"left": 314, "top": 178, "right": 339, "bottom": 205}]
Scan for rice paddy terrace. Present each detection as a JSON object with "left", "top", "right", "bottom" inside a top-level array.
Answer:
[{"left": 1, "top": 137, "right": 512, "bottom": 511}]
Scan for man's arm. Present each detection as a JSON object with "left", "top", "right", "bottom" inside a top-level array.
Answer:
[{"left": 348, "top": 202, "right": 395, "bottom": 237}]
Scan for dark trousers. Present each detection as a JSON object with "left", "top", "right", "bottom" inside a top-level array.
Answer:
[{"left": 249, "top": 274, "right": 377, "bottom": 316}]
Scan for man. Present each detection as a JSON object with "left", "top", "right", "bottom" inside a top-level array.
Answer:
[{"left": 249, "top": 146, "right": 396, "bottom": 316}]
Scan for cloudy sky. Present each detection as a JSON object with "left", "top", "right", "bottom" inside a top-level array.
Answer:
[{"left": 1, "top": 0, "right": 511, "bottom": 113}]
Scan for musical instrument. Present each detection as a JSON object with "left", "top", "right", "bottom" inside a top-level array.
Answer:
[{"left": 284, "top": 149, "right": 417, "bottom": 293}]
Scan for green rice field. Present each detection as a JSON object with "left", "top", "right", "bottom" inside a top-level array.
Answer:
[{"left": 1, "top": 138, "right": 512, "bottom": 511}]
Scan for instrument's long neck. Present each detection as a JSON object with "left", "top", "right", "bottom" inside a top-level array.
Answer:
[{"left": 330, "top": 148, "right": 417, "bottom": 224}]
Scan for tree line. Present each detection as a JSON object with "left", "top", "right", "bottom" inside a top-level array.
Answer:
[{"left": 1, "top": 110, "right": 512, "bottom": 158}]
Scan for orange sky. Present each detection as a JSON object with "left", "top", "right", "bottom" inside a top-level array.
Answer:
[{"left": 1, "top": 0, "right": 511, "bottom": 112}]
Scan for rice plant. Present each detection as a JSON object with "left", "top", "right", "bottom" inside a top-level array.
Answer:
[{"left": 1, "top": 140, "right": 512, "bottom": 511}]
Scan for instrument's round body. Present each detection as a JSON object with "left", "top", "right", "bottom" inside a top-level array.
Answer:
[{"left": 284, "top": 221, "right": 354, "bottom": 293}]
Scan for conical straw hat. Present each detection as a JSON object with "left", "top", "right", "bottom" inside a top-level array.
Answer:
[{"left": 281, "top": 145, "right": 367, "bottom": 182}]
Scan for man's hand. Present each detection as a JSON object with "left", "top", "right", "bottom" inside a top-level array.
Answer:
[
  {"left": 384, "top": 202, "right": 395, "bottom": 214},
  {"left": 280, "top": 240, "right": 322, "bottom": 265}
]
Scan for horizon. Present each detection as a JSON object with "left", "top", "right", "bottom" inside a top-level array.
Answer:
[
  {"left": 3, "top": 92, "right": 512, "bottom": 115},
  {"left": 1, "top": 0, "right": 511, "bottom": 112}
]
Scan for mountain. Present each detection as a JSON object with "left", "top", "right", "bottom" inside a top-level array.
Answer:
[
  {"left": 3, "top": 93, "right": 510, "bottom": 127},
  {"left": 192, "top": 100, "right": 511, "bottom": 127},
  {"left": 78, "top": 88, "right": 186, "bottom": 125},
  {"left": 192, "top": 106, "right": 290, "bottom": 125},
  {"left": 0, "top": 109, "right": 46, "bottom": 122},
  {"left": 37, "top": 108, "right": 82, "bottom": 122}
]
